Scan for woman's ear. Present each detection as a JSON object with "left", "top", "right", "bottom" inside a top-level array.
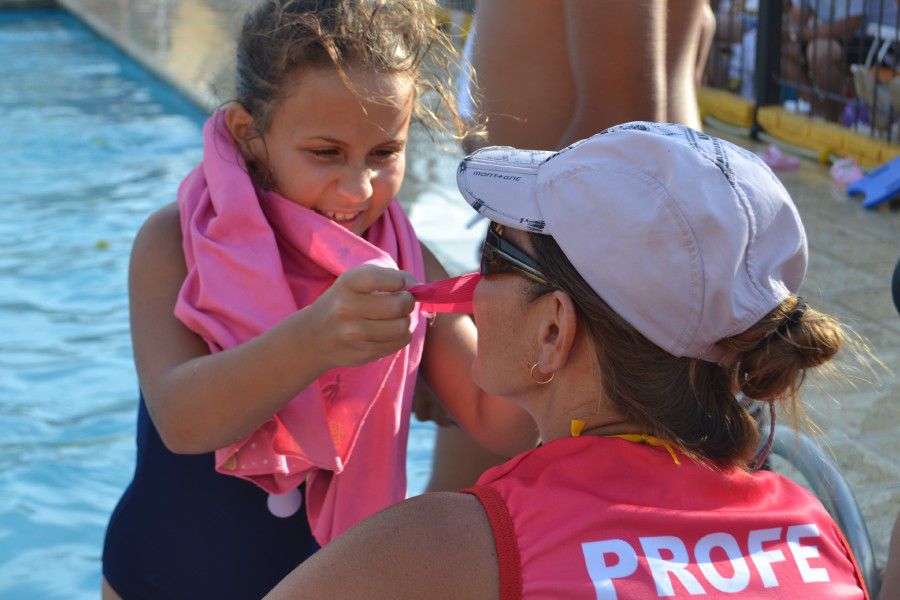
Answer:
[{"left": 535, "top": 290, "right": 579, "bottom": 373}]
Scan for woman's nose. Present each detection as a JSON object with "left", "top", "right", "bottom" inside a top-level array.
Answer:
[{"left": 336, "top": 166, "right": 374, "bottom": 204}]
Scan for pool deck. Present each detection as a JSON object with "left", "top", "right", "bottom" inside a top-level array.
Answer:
[{"left": 39, "top": 0, "right": 900, "bottom": 568}]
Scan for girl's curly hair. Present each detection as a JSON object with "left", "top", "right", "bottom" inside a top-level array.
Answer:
[{"left": 235, "top": 0, "right": 467, "bottom": 139}]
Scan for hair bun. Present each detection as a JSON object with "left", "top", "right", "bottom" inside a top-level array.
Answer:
[{"left": 719, "top": 298, "right": 843, "bottom": 401}]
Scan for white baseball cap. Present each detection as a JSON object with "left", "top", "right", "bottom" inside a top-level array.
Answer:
[{"left": 457, "top": 122, "right": 808, "bottom": 362}]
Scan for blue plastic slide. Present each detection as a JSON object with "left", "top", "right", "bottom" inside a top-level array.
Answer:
[{"left": 847, "top": 156, "right": 900, "bottom": 209}]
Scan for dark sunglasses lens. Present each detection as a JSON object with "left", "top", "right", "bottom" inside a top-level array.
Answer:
[
  {"left": 480, "top": 244, "right": 500, "bottom": 276},
  {"left": 481, "top": 226, "right": 550, "bottom": 285},
  {"left": 481, "top": 230, "right": 495, "bottom": 275}
]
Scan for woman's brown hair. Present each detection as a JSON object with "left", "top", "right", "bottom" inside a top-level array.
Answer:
[{"left": 528, "top": 233, "right": 849, "bottom": 469}]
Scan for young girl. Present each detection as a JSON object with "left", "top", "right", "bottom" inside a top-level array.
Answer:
[{"left": 101, "top": 1, "right": 535, "bottom": 598}]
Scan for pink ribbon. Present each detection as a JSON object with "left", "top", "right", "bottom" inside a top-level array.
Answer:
[{"left": 409, "top": 272, "right": 482, "bottom": 314}]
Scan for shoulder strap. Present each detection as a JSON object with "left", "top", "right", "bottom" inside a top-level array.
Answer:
[
  {"left": 462, "top": 486, "right": 523, "bottom": 600},
  {"left": 833, "top": 523, "right": 871, "bottom": 599}
]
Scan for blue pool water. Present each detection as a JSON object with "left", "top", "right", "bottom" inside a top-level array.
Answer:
[{"left": 0, "top": 9, "right": 441, "bottom": 598}]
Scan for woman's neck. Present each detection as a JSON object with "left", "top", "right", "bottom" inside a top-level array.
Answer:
[
  {"left": 538, "top": 416, "right": 637, "bottom": 444},
  {"left": 527, "top": 375, "right": 638, "bottom": 443}
]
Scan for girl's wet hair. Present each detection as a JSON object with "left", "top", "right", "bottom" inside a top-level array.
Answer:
[
  {"left": 235, "top": 0, "right": 466, "bottom": 138},
  {"left": 527, "top": 233, "right": 865, "bottom": 469}
]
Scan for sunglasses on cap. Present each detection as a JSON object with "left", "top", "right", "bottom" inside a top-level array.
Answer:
[{"left": 481, "top": 223, "right": 553, "bottom": 286}]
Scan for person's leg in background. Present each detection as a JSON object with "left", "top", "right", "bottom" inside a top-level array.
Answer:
[
  {"left": 472, "top": 0, "right": 706, "bottom": 148},
  {"left": 695, "top": 1, "right": 718, "bottom": 86},
  {"left": 471, "top": 0, "right": 575, "bottom": 149},
  {"left": 558, "top": 0, "right": 667, "bottom": 146},
  {"left": 666, "top": 0, "right": 714, "bottom": 129}
]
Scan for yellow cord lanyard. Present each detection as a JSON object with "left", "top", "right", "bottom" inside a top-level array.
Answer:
[{"left": 570, "top": 419, "right": 681, "bottom": 466}]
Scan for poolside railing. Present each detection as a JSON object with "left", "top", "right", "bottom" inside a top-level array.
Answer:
[{"left": 705, "top": 0, "right": 900, "bottom": 150}]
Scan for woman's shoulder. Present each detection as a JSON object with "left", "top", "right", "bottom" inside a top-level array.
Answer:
[
  {"left": 265, "top": 492, "right": 499, "bottom": 599},
  {"left": 390, "top": 491, "right": 495, "bottom": 539},
  {"left": 344, "top": 491, "right": 498, "bottom": 595}
]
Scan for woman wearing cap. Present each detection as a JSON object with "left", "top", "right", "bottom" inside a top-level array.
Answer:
[{"left": 265, "top": 123, "right": 868, "bottom": 599}]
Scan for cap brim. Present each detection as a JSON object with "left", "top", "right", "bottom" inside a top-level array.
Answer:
[{"left": 456, "top": 146, "right": 556, "bottom": 234}]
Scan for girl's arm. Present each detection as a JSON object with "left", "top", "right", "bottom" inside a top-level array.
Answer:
[
  {"left": 418, "top": 244, "right": 539, "bottom": 457},
  {"left": 264, "top": 492, "right": 498, "bottom": 600},
  {"left": 131, "top": 203, "right": 416, "bottom": 454}
]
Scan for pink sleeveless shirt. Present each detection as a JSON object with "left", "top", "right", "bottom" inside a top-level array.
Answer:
[{"left": 464, "top": 436, "right": 867, "bottom": 599}]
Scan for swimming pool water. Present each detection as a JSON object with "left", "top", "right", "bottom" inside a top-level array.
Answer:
[{"left": 0, "top": 9, "right": 464, "bottom": 598}]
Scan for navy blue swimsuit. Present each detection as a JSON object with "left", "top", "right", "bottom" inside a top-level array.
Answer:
[{"left": 103, "top": 394, "right": 320, "bottom": 599}]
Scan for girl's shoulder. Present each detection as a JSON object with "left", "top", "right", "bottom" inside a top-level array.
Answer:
[
  {"left": 135, "top": 201, "right": 181, "bottom": 249},
  {"left": 131, "top": 201, "right": 185, "bottom": 279},
  {"left": 128, "top": 202, "right": 190, "bottom": 340}
]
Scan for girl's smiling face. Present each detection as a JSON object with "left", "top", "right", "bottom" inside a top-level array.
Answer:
[{"left": 227, "top": 66, "right": 415, "bottom": 236}]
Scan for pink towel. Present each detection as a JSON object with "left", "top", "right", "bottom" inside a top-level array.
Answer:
[{"left": 175, "top": 111, "right": 426, "bottom": 545}]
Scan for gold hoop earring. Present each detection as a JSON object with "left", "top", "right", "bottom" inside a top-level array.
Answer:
[{"left": 530, "top": 363, "right": 555, "bottom": 385}]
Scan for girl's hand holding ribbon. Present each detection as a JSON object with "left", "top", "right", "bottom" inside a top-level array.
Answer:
[
  {"left": 309, "top": 265, "right": 418, "bottom": 369},
  {"left": 311, "top": 269, "right": 481, "bottom": 370}
]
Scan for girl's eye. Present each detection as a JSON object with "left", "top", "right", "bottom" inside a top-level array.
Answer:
[
  {"left": 371, "top": 147, "right": 401, "bottom": 160},
  {"left": 309, "top": 148, "right": 340, "bottom": 159}
]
